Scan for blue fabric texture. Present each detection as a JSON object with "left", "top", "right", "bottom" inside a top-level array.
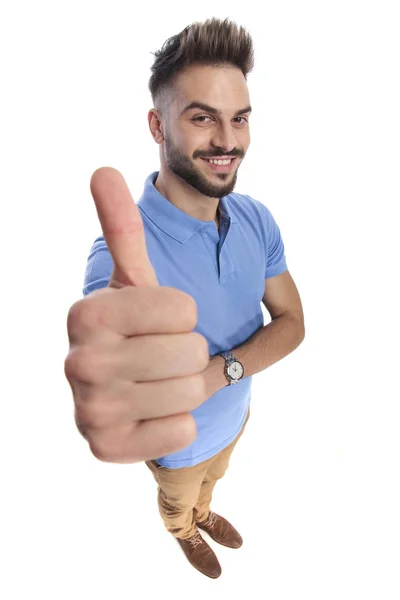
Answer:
[{"left": 83, "top": 172, "right": 287, "bottom": 467}]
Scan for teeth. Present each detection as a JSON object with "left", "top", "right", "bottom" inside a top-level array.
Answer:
[{"left": 207, "top": 159, "right": 232, "bottom": 165}]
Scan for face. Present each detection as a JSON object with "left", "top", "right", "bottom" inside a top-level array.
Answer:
[{"left": 157, "top": 65, "right": 251, "bottom": 198}]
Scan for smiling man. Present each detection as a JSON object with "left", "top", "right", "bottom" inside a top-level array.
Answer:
[
  {"left": 150, "top": 65, "right": 251, "bottom": 217},
  {"left": 82, "top": 18, "right": 305, "bottom": 579}
]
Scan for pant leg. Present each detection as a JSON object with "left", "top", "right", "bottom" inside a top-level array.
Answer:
[
  {"left": 145, "top": 459, "right": 209, "bottom": 539},
  {"left": 193, "top": 406, "right": 251, "bottom": 524}
]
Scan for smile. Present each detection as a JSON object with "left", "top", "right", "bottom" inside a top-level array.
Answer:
[
  {"left": 200, "top": 156, "right": 238, "bottom": 172},
  {"left": 204, "top": 158, "right": 233, "bottom": 165}
]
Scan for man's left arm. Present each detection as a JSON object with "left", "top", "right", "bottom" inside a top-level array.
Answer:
[{"left": 204, "top": 270, "right": 305, "bottom": 397}]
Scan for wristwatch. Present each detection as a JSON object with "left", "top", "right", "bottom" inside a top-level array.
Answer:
[{"left": 220, "top": 350, "right": 244, "bottom": 386}]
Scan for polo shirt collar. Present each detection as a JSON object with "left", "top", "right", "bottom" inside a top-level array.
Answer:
[{"left": 137, "top": 172, "right": 237, "bottom": 244}]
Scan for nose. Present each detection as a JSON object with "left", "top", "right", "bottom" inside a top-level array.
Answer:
[{"left": 211, "top": 122, "right": 237, "bottom": 154}]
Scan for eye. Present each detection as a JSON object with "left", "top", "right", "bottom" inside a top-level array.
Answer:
[
  {"left": 233, "top": 117, "right": 249, "bottom": 125},
  {"left": 192, "top": 115, "right": 213, "bottom": 123}
]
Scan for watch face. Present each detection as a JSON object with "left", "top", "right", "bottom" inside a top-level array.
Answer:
[{"left": 227, "top": 361, "right": 244, "bottom": 380}]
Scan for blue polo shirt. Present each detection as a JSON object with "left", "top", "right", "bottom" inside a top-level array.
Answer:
[{"left": 83, "top": 171, "right": 287, "bottom": 468}]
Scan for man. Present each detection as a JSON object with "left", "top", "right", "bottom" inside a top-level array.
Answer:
[{"left": 65, "top": 17, "right": 305, "bottom": 579}]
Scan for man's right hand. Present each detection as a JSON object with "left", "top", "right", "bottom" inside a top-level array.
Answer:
[{"left": 64, "top": 167, "right": 209, "bottom": 463}]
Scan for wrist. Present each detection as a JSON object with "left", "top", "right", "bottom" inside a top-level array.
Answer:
[{"left": 203, "top": 354, "right": 227, "bottom": 398}]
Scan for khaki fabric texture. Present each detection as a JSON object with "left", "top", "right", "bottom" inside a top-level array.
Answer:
[{"left": 145, "top": 407, "right": 250, "bottom": 539}]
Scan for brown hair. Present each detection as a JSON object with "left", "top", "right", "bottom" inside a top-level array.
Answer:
[{"left": 149, "top": 17, "right": 254, "bottom": 109}]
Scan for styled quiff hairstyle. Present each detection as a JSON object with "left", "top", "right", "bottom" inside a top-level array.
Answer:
[{"left": 149, "top": 17, "right": 254, "bottom": 111}]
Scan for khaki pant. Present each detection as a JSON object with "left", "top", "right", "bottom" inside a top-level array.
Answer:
[{"left": 145, "top": 407, "right": 250, "bottom": 540}]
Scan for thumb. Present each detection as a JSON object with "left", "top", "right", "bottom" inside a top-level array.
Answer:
[{"left": 90, "top": 167, "right": 159, "bottom": 288}]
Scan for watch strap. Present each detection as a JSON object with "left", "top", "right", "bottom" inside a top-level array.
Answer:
[{"left": 221, "top": 350, "right": 236, "bottom": 365}]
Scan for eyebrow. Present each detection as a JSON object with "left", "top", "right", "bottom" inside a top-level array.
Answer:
[{"left": 180, "top": 101, "right": 252, "bottom": 117}]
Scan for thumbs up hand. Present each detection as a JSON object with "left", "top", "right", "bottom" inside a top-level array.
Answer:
[{"left": 64, "top": 167, "right": 209, "bottom": 463}]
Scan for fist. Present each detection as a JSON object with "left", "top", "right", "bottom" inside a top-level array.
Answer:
[{"left": 64, "top": 168, "right": 210, "bottom": 463}]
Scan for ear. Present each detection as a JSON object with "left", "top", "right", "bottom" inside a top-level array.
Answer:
[{"left": 148, "top": 109, "right": 164, "bottom": 144}]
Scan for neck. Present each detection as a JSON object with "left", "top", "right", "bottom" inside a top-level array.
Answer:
[{"left": 154, "top": 165, "right": 220, "bottom": 226}]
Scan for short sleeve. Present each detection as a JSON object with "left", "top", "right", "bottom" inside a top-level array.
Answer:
[
  {"left": 82, "top": 236, "right": 113, "bottom": 296},
  {"left": 254, "top": 199, "right": 288, "bottom": 279}
]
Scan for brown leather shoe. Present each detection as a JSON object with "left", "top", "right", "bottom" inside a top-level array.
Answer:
[
  {"left": 196, "top": 511, "right": 243, "bottom": 548},
  {"left": 176, "top": 530, "right": 222, "bottom": 579}
]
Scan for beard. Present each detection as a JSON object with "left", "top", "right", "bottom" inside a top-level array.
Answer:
[{"left": 163, "top": 134, "right": 243, "bottom": 198}]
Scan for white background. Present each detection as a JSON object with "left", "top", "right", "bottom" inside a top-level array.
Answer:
[{"left": 1, "top": 1, "right": 399, "bottom": 598}]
